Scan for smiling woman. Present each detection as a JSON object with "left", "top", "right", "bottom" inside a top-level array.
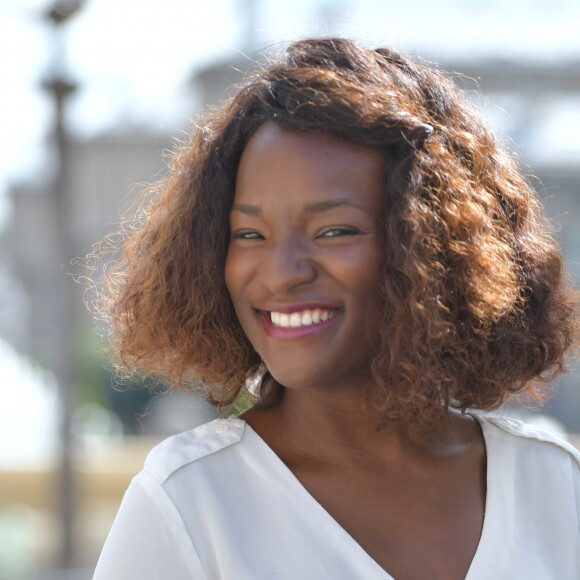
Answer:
[
  {"left": 91, "top": 38, "right": 580, "bottom": 579},
  {"left": 225, "top": 125, "right": 385, "bottom": 397}
]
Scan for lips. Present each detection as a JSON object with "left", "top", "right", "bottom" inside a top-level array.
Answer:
[{"left": 258, "top": 306, "right": 338, "bottom": 338}]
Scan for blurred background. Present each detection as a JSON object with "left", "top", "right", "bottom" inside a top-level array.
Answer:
[{"left": 0, "top": 0, "right": 579, "bottom": 577}]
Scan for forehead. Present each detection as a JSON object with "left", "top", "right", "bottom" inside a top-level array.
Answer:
[{"left": 235, "top": 122, "right": 385, "bottom": 207}]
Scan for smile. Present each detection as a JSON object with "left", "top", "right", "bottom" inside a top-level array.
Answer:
[{"left": 270, "top": 309, "right": 336, "bottom": 328}]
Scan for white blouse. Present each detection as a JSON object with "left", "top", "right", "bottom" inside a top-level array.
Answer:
[{"left": 93, "top": 415, "right": 580, "bottom": 579}]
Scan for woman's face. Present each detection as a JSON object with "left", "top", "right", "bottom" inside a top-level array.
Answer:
[{"left": 225, "top": 122, "right": 385, "bottom": 398}]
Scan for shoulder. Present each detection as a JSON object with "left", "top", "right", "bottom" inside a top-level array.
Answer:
[
  {"left": 142, "top": 416, "right": 248, "bottom": 484},
  {"left": 476, "top": 413, "right": 580, "bottom": 469}
]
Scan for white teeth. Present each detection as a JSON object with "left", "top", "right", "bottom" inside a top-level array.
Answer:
[
  {"left": 289, "top": 313, "right": 301, "bottom": 327},
  {"left": 269, "top": 308, "right": 335, "bottom": 328}
]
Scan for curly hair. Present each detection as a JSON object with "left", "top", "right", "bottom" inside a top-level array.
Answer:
[{"left": 91, "top": 37, "right": 577, "bottom": 430}]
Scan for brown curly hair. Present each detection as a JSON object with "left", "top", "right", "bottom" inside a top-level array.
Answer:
[{"left": 91, "top": 37, "right": 577, "bottom": 430}]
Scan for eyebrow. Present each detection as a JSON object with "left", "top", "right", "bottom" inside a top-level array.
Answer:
[
  {"left": 231, "top": 198, "right": 371, "bottom": 215},
  {"left": 231, "top": 203, "right": 262, "bottom": 215}
]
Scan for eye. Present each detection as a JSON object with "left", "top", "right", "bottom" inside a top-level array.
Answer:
[
  {"left": 317, "top": 226, "right": 361, "bottom": 238},
  {"left": 231, "top": 229, "right": 264, "bottom": 240}
]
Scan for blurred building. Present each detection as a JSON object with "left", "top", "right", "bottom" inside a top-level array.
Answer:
[{"left": 10, "top": 133, "right": 167, "bottom": 351}]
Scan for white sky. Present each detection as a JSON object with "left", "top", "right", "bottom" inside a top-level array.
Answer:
[{"left": 0, "top": 339, "right": 58, "bottom": 467}]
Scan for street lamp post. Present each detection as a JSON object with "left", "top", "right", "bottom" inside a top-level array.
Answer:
[{"left": 42, "top": 0, "right": 82, "bottom": 569}]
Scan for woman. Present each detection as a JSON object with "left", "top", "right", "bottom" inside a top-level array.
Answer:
[{"left": 93, "top": 38, "right": 579, "bottom": 579}]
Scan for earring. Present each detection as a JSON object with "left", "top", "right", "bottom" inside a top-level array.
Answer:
[{"left": 245, "top": 363, "right": 267, "bottom": 396}]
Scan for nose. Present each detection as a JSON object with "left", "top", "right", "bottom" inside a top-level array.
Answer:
[{"left": 258, "top": 234, "right": 317, "bottom": 294}]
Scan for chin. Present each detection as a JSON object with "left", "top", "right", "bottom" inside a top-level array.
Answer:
[{"left": 266, "top": 367, "right": 322, "bottom": 392}]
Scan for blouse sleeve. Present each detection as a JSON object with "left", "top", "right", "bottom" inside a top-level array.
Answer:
[{"left": 93, "top": 471, "right": 208, "bottom": 580}]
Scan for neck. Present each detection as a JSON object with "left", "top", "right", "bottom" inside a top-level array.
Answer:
[{"left": 244, "top": 387, "right": 480, "bottom": 467}]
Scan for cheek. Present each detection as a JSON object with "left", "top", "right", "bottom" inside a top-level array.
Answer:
[
  {"left": 224, "top": 250, "right": 241, "bottom": 312},
  {"left": 352, "top": 244, "right": 384, "bottom": 312},
  {"left": 224, "top": 248, "right": 254, "bottom": 322},
  {"left": 224, "top": 252, "right": 234, "bottom": 295},
  {"left": 347, "top": 241, "right": 383, "bottom": 287}
]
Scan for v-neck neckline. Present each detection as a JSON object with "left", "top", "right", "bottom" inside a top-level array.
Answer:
[{"left": 231, "top": 414, "right": 496, "bottom": 580}]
